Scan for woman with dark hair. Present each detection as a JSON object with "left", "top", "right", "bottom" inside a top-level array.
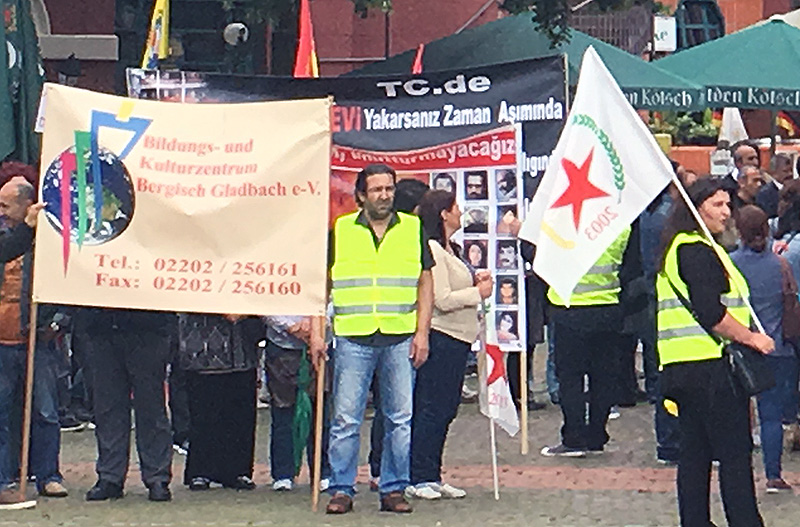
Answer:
[
  {"left": 656, "top": 178, "right": 774, "bottom": 526},
  {"left": 732, "top": 205, "right": 797, "bottom": 494},
  {"left": 405, "top": 189, "right": 492, "bottom": 500}
]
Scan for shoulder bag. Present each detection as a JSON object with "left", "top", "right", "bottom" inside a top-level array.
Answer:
[
  {"left": 778, "top": 255, "right": 800, "bottom": 340},
  {"left": 666, "top": 279, "right": 774, "bottom": 397}
]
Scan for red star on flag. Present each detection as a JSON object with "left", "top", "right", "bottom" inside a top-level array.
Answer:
[
  {"left": 486, "top": 343, "right": 506, "bottom": 385},
  {"left": 550, "top": 149, "right": 609, "bottom": 230}
]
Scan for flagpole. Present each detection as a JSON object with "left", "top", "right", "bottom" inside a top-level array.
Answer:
[
  {"left": 489, "top": 418, "right": 500, "bottom": 500},
  {"left": 310, "top": 316, "right": 325, "bottom": 512},
  {"left": 669, "top": 173, "right": 765, "bottom": 332},
  {"left": 519, "top": 350, "right": 528, "bottom": 455}
]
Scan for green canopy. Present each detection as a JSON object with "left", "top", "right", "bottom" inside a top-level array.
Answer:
[
  {"left": 349, "top": 13, "right": 702, "bottom": 111},
  {"left": 657, "top": 20, "right": 800, "bottom": 110}
]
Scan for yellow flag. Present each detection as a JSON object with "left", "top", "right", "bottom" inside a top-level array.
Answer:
[{"left": 141, "top": 0, "right": 170, "bottom": 69}]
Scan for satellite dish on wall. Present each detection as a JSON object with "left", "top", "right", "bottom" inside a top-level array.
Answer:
[{"left": 223, "top": 23, "right": 249, "bottom": 46}]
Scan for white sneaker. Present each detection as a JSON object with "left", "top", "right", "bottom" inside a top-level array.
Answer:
[
  {"left": 430, "top": 482, "right": 466, "bottom": 499},
  {"left": 319, "top": 478, "right": 330, "bottom": 492},
  {"left": 405, "top": 484, "right": 441, "bottom": 500},
  {"left": 272, "top": 479, "right": 293, "bottom": 491},
  {"left": 608, "top": 406, "right": 620, "bottom": 420}
]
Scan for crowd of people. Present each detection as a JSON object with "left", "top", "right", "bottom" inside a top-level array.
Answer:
[{"left": 0, "top": 143, "right": 799, "bottom": 524}]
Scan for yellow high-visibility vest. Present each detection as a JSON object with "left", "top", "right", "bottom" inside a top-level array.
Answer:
[
  {"left": 547, "top": 227, "right": 631, "bottom": 307},
  {"left": 656, "top": 231, "right": 750, "bottom": 366},
  {"left": 331, "top": 211, "right": 421, "bottom": 336}
]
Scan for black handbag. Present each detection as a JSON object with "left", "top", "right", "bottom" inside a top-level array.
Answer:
[{"left": 666, "top": 279, "right": 775, "bottom": 397}]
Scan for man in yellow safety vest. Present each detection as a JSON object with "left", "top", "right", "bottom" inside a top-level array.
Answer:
[{"left": 311, "top": 164, "right": 434, "bottom": 515}]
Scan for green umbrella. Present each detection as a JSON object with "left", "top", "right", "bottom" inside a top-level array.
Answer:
[
  {"left": 657, "top": 20, "right": 800, "bottom": 110},
  {"left": 348, "top": 13, "right": 702, "bottom": 111},
  {"left": 292, "top": 351, "right": 312, "bottom": 476}
]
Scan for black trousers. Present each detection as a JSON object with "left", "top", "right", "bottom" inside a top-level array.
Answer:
[
  {"left": 553, "top": 321, "right": 625, "bottom": 449},
  {"left": 507, "top": 348, "right": 533, "bottom": 407},
  {"left": 184, "top": 370, "right": 256, "bottom": 485},
  {"left": 86, "top": 330, "right": 172, "bottom": 487},
  {"left": 665, "top": 360, "right": 763, "bottom": 527},
  {"left": 410, "top": 330, "right": 469, "bottom": 484}
]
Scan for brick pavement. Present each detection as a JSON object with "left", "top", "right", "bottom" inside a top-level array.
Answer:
[{"left": 2, "top": 401, "right": 798, "bottom": 526}]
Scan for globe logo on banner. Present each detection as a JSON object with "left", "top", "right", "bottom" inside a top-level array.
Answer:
[
  {"left": 41, "top": 101, "right": 152, "bottom": 273},
  {"left": 42, "top": 147, "right": 135, "bottom": 246}
]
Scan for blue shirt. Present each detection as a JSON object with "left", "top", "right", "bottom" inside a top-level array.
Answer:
[
  {"left": 640, "top": 195, "right": 671, "bottom": 279},
  {"left": 731, "top": 246, "right": 794, "bottom": 357}
]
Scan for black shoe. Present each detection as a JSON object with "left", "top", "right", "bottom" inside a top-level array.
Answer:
[
  {"left": 224, "top": 476, "right": 256, "bottom": 491},
  {"left": 527, "top": 400, "right": 547, "bottom": 411},
  {"left": 148, "top": 483, "right": 172, "bottom": 502},
  {"left": 188, "top": 477, "right": 210, "bottom": 491},
  {"left": 86, "top": 480, "right": 123, "bottom": 501}
]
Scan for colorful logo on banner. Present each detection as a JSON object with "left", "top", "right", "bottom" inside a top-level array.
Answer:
[{"left": 42, "top": 102, "right": 151, "bottom": 273}]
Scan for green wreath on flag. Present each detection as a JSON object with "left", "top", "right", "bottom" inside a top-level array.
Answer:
[{"left": 571, "top": 114, "right": 625, "bottom": 200}]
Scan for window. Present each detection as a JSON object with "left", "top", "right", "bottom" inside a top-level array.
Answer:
[{"left": 675, "top": 0, "right": 725, "bottom": 50}]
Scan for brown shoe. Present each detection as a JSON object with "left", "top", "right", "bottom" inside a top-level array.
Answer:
[
  {"left": 380, "top": 490, "right": 413, "bottom": 513},
  {"left": 0, "top": 489, "right": 36, "bottom": 510},
  {"left": 326, "top": 492, "right": 354, "bottom": 514},
  {"left": 39, "top": 481, "right": 68, "bottom": 498}
]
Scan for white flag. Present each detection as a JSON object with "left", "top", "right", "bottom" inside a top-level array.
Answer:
[
  {"left": 718, "top": 107, "right": 748, "bottom": 144},
  {"left": 518, "top": 46, "right": 673, "bottom": 301},
  {"left": 479, "top": 320, "right": 520, "bottom": 437}
]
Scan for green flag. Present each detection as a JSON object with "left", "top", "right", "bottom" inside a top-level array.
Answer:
[{"left": 1, "top": 0, "right": 44, "bottom": 164}]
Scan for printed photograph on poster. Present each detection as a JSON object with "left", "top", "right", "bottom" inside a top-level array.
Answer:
[
  {"left": 431, "top": 172, "right": 456, "bottom": 195},
  {"left": 496, "top": 205, "right": 518, "bottom": 236},
  {"left": 495, "top": 310, "right": 520, "bottom": 345},
  {"left": 463, "top": 206, "right": 489, "bottom": 234},
  {"left": 496, "top": 240, "right": 518, "bottom": 270},
  {"left": 495, "top": 169, "right": 517, "bottom": 202},
  {"left": 463, "top": 239, "right": 488, "bottom": 270},
  {"left": 464, "top": 170, "right": 488, "bottom": 201},
  {"left": 495, "top": 275, "right": 518, "bottom": 306}
]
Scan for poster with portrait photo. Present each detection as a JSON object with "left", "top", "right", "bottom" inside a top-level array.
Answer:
[
  {"left": 495, "top": 275, "right": 519, "bottom": 307},
  {"left": 495, "top": 310, "right": 520, "bottom": 345},
  {"left": 431, "top": 171, "right": 457, "bottom": 195},
  {"left": 463, "top": 238, "right": 489, "bottom": 270},
  {"left": 463, "top": 170, "right": 488, "bottom": 201},
  {"left": 496, "top": 240, "right": 518, "bottom": 270},
  {"left": 495, "top": 169, "right": 517, "bottom": 202},
  {"left": 463, "top": 205, "right": 489, "bottom": 234},
  {"left": 496, "top": 205, "right": 518, "bottom": 236}
]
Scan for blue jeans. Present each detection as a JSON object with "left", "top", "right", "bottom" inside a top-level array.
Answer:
[
  {"left": 328, "top": 336, "right": 415, "bottom": 497},
  {"left": 757, "top": 355, "right": 799, "bottom": 480},
  {"left": 0, "top": 342, "right": 63, "bottom": 492},
  {"left": 546, "top": 323, "right": 560, "bottom": 403}
]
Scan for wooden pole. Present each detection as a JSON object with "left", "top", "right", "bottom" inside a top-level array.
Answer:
[
  {"left": 310, "top": 316, "right": 326, "bottom": 513},
  {"left": 18, "top": 302, "right": 38, "bottom": 502},
  {"left": 489, "top": 418, "right": 499, "bottom": 501},
  {"left": 519, "top": 350, "right": 528, "bottom": 455}
]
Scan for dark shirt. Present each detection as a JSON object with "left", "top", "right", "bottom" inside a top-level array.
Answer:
[
  {"left": 328, "top": 210, "right": 434, "bottom": 346},
  {"left": 676, "top": 242, "right": 728, "bottom": 330},
  {"left": 755, "top": 181, "right": 779, "bottom": 218},
  {"left": 0, "top": 223, "right": 33, "bottom": 264}
]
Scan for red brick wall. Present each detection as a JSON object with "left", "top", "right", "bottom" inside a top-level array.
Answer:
[
  {"left": 313, "top": 0, "right": 501, "bottom": 76},
  {"left": 44, "top": 0, "right": 114, "bottom": 34}
]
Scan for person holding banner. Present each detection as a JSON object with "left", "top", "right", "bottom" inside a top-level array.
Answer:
[
  {"left": 656, "top": 178, "right": 773, "bottom": 526},
  {"left": 405, "top": 189, "right": 492, "bottom": 500},
  {"left": 312, "top": 163, "right": 434, "bottom": 514},
  {"left": 0, "top": 177, "right": 68, "bottom": 508},
  {"left": 75, "top": 307, "right": 175, "bottom": 502},
  {"left": 177, "top": 314, "right": 262, "bottom": 492}
]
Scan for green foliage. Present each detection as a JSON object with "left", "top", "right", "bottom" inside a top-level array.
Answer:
[{"left": 649, "top": 109, "right": 719, "bottom": 146}]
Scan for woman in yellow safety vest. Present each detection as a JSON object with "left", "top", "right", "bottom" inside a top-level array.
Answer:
[{"left": 656, "top": 178, "right": 774, "bottom": 527}]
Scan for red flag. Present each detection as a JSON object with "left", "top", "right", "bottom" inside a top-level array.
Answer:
[
  {"left": 411, "top": 43, "right": 424, "bottom": 75},
  {"left": 293, "top": 0, "right": 319, "bottom": 78}
]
